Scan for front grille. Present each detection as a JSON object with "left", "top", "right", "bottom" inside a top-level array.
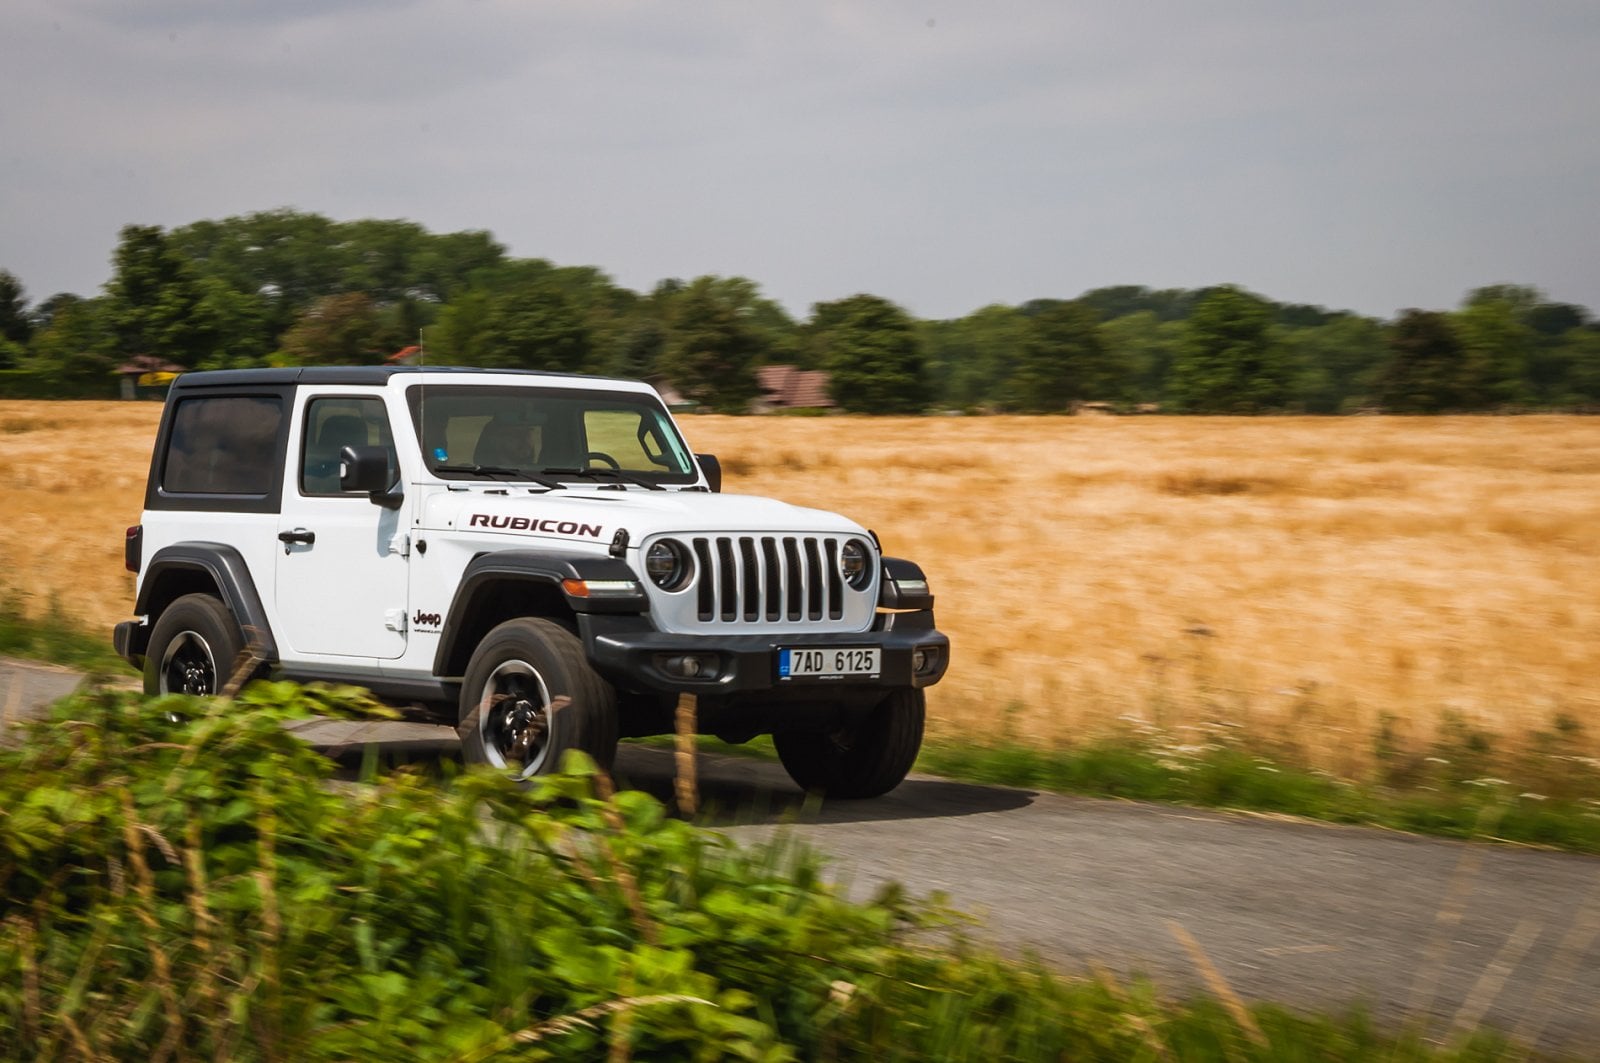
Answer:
[{"left": 690, "top": 535, "right": 845, "bottom": 622}]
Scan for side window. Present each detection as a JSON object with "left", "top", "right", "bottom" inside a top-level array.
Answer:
[
  {"left": 300, "top": 397, "right": 395, "bottom": 495},
  {"left": 162, "top": 395, "right": 284, "bottom": 495}
]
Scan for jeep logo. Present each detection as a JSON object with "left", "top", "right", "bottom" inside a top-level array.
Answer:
[
  {"left": 467, "top": 514, "right": 604, "bottom": 538},
  {"left": 412, "top": 610, "right": 442, "bottom": 628}
]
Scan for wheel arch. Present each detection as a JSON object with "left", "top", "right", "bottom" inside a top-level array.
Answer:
[
  {"left": 433, "top": 550, "right": 644, "bottom": 679},
  {"left": 132, "top": 542, "right": 278, "bottom": 662}
]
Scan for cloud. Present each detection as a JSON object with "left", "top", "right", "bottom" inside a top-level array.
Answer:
[{"left": 2, "top": 0, "right": 1597, "bottom": 317}]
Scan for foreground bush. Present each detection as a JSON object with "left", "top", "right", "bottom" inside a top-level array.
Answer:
[{"left": 1, "top": 684, "right": 1524, "bottom": 1060}]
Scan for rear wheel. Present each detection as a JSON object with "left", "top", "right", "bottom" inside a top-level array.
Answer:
[
  {"left": 143, "top": 593, "right": 245, "bottom": 696},
  {"left": 458, "top": 618, "right": 619, "bottom": 780},
  {"left": 774, "top": 688, "right": 925, "bottom": 798}
]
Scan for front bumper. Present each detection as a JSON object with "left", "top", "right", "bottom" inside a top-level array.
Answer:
[{"left": 579, "top": 610, "right": 949, "bottom": 696}]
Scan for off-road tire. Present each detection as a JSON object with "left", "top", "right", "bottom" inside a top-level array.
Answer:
[
  {"left": 773, "top": 687, "right": 925, "bottom": 798},
  {"left": 143, "top": 593, "right": 245, "bottom": 697},
  {"left": 458, "top": 617, "right": 620, "bottom": 780}
]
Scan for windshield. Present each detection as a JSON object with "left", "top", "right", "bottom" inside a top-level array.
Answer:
[{"left": 405, "top": 384, "right": 697, "bottom": 485}]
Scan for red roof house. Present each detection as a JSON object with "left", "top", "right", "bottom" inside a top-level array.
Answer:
[{"left": 754, "top": 365, "right": 835, "bottom": 412}]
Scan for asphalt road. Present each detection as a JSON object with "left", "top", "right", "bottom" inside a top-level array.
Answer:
[{"left": 5, "top": 656, "right": 1597, "bottom": 1053}]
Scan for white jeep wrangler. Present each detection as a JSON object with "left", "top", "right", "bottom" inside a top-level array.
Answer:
[{"left": 114, "top": 367, "right": 949, "bottom": 797}]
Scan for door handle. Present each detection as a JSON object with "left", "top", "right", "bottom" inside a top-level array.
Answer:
[{"left": 278, "top": 528, "right": 316, "bottom": 546}]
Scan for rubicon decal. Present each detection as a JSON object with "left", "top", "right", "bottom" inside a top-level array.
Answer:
[{"left": 467, "top": 514, "right": 604, "bottom": 538}]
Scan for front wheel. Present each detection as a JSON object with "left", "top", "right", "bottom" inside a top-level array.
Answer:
[
  {"left": 458, "top": 618, "right": 619, "bottom": 780},
  {"left": 143, "top": 593, "right": 245, "bottom": 696},
  {"left": 774, "top": 688, "right": 925, "bottom": 799}
]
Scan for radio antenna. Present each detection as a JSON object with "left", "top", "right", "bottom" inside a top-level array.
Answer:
[{"left": 417, "top": 327, "right": 430, "bottom": 467}]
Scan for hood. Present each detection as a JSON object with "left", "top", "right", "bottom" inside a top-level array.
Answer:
[{"left": 423, "top": 486, "right": 868, "bottom": 548}]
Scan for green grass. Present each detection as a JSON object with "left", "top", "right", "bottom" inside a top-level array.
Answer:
[
  {"left": 0, "top": 592, "right": 133, "bottom": 675},
  {"left": 653, "top": 718, "right": 1600, "bottom": 854},
  {"left": 916, "top": 731, "right": 1600, "bottom": 853}
]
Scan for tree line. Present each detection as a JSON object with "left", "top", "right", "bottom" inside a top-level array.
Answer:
[{"left": 2, "top": 210, "right": 1597, "bottom": 413}]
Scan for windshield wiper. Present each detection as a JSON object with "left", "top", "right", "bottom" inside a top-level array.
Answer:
[
  {"left": 433, "top": 464, "right": 564, "bottom": 491},
  {"left": 537, "top": 466, "right": 665, "bottom": 491}
]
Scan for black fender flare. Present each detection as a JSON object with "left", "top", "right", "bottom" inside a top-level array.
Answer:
[
  {"left": 878, "top": 556, "right": 935, "bottom": 611},
  {"left": 433, "top": 551, "right": 646, "bottom": 678},
  {"left": 131, "top": 542, "right": 279, "bottom": 662}
]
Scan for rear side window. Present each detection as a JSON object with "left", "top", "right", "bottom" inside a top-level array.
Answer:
[{"left": 162, "top": 395, "right": 285, "bottom": 495}]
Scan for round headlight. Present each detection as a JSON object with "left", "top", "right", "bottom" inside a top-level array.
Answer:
[
  {"left": 645, "top": 539, "right": 691, "bottom": 591},
  {"left": 840, "top": 539, "right": 872, "bottom": 589}
]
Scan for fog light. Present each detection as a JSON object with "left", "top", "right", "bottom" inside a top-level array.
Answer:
[
  {"left": 664, "top": 654, "right": 716, "bottom": 678},
  {"left": 912, "top": 649, "right": 927, "bottom": 673}
]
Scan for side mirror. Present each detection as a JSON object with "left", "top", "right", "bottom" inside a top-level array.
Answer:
[
  {"left": 339, "top": 445, "right": 402, "bottom": 508},
  {"left": 696, "top": 453, "right": 722, "bottom": 493}
]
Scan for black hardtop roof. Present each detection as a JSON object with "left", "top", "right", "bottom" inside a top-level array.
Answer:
[{"left": 169, "top": 365, "right": 620, "bottom": 391}]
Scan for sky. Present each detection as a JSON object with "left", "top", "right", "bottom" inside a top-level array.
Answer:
[{"left": 3, "top": 0, "right": 1598, "bottom": 322}]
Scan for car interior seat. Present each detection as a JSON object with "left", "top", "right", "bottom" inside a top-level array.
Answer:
[
  {"left": 305, "top": 413, "right": 369, "bottom": 492},
  {"left": 473, "top": 417, "right": 539, "bottom": 470}
]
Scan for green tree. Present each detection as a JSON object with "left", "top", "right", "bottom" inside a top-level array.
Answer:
[
  {"left": 105, "top": 225, "right": 211, "bottom": 367},
  {"left": 382, "top": 296, "right": 434, "bottom": 355},
  {"left": 702, "top": 276, "right": 800, "bottom": 365},
  {"left": 28, "top": 292, "right": 78, "bottom": 331},
  {"left": 426, "top": 290, "right": 492, "bottom": 365},
  {"left": 1376, "top": 310, "right": 1469, "bottom": 412},
  {"left": 21, "top": 295, "right": 114, "bottom": 381},
  {"left": 334, "top": 218, "right": 429, "bottom": 302},
  {"left": 168, "top": 210, "right": 344, "bottom": 338},
  {"left": 278, "top": 293, "right": 390, "bottom": 365},
  {"left": 810, "top": 294, "right": 928, "bottom": 414},
  {"left": 189, "top": 278, "right": 274, "bottom": 369},
  {"left": 0, "top": 270, "right": 32, "bottom": 346},
  {"left": 647, "top": 275, "right": 798, "bottom": 370},
  {"left": 919, "top": 305, "right": 1038, "bottom": 410},
  {"left": 1098, "top": 310, "right": 1185, "bottom": 407},
  {"left": 1078, "top": 285, "right": 1198, "bottom": 322},
  {"left": 1001, "top": 300, "right": 1111, "bottom": 411},
  {"left": 1278, "top": 314, "right": 1387, "bottom": 413},
  {"left": 915, "top": 318, "right": 966, "bottom": 409},
  {"left": 1524, "top": 304, "right": 1589, "bottom": 405},
  {"left": 1563, "top": 328, "right": 1600, "bottom": 405},
  {"left": 606, "top": 316, "right": 667, "bottom": 379},
  {"left": 476, "top": 285, "right": 591, "bottom": 372},
  {"left": 1168, "top": 286, "right": 1288, "bottom": 412},
  {"left": 0, "top": 269, "right": 30, "bottom": 369},
  {"left": 413, "top": 230, "right": 507, "bottom": 302},
  {"left": 1453, "top": 293, "right": 1535, "bottom": 406},
  {"left": 658, "top": 277, "right": 763, "bottom": 412}
]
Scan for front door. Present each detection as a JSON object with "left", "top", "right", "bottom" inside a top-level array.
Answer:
[{"left": 276, "top": 394, "right": 408, "bottom": 659}]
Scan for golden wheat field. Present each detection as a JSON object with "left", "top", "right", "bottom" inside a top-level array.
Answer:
[{"left": 3, "top": 400, "right": 1597, "bottom": 776}]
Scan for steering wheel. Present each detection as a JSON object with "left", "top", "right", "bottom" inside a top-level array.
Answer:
[{"left": 584, "top": 450, "right": 622, "bottom": 471}]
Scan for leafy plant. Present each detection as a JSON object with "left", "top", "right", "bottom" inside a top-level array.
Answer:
[{"left": 1, "top": 683, "right": 1536, "bottom": 1060}]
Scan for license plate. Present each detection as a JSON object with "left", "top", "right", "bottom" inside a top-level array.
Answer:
[{"left": 778, "top": 647, "right": 881, "bottom": 680}]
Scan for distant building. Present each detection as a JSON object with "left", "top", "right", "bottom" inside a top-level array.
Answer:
[
  {"left": 116, "top": 355, "right": 184, "bottom": 399},
  {"left": 753, "top": 365, "right": 835, "bottom": 413}
]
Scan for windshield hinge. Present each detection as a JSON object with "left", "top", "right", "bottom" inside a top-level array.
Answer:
[{"left": 389, "top": 533, "right": 411, "bottom": 558}]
